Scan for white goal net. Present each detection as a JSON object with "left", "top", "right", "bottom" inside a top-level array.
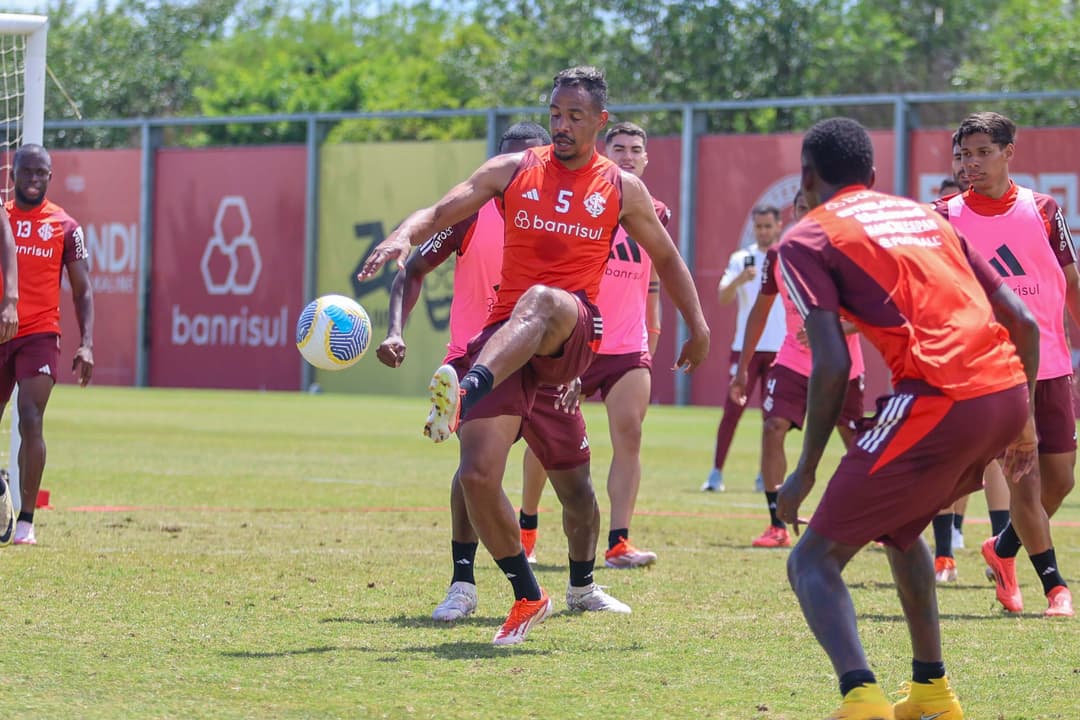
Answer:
[{"left": 0, "top": 13, "right": 47, "bottom": 512}]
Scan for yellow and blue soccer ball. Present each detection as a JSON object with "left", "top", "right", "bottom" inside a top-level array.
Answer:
[{"left": 295, "top": 294, "right": 371, "bottom": 371}]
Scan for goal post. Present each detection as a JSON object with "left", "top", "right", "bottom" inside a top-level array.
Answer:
[{"left": 0, "top": 13, "right": 48, "bottom": 513}]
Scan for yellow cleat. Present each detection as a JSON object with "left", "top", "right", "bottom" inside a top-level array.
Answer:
[
  {"left": 826, "top": 683, "right": 895, "bottom": 719},
  {"left": 893, "top": 677, "right": 963, "bottom": 719}
]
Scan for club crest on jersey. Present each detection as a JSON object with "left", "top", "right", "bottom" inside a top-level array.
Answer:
[
  {"left": 37, "top": 223, "right": 54, "bottom": 242},
  {"left": 584, "top": 192, "right": 607, "bottom": 218}
]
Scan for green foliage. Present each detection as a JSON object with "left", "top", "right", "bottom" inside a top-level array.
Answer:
[
  {"left": 35, "top": 0, "right": 1080, "bottom": 146},
  {"left": 42, "top": 0, "right": 237, "bottom": 147}
]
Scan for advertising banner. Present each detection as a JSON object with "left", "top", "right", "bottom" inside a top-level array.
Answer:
[
  {"left": 51, "top": 149, "right": 142, "bottom": 386},
  {"left": 315, "top": 140, "right": 486, "bottom": 395},
  {"left": 149, "top": 146, "right": 307, "bottom": 390}
]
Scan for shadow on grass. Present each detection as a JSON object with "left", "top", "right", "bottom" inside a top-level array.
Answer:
[
  {"left": 320, "top": 614, "right": 505, "bottom": 627},
  {"left": 221, "top": 641, "right": 549, "bottom": 661},
  {"left": 222, "top": 645, "right": 343, "bottom": 659},
  {"left": 861, "top": 612, "right": 1018, "bottom": 622},
  {"left": 402, "top": 641, "right": 551, "bottom": 659}
]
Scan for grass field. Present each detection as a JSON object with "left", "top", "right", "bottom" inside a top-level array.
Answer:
[{"left": 1, "top": 385, "right": 1077, "bottom": 719}]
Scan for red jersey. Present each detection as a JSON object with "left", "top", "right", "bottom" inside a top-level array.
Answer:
[
  {"left": 780, "top": 186, "right": 1026, "bottom": 400},
  {"left": 4, "top": 199, "right": 87, "bottom": 338},
  {"left": 491, "top": 145, "right": 623, "bottom": 325}
]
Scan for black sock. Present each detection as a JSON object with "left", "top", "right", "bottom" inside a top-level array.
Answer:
[
  {"left": 459, "top": 364, "right": 495, "bottom": 420},
  {"left": 952, "top": 513, "right": 964, "bottom": 532},
  {"left": 912, "top": 659, "right": 945, "bottom": 684},
  {"left": 838, "top": 669, "right": 877, "bottom": 696},
  {"left": 766, "top": 491, "right": 784, "bottom": 528},
  {"left": 495, "top": 552, "right": 541, "bottom": 600},
  {"left": 608, "top": 528, "right": 628, "bottom": 550},
  {"left": 519, "top": 511, "right": 538, "bottom": 531},
  {"left": 1030, "top": 548, "right": 1067, "bottom": 595},
  {"left": 17, "top": 510, "right": 33, "bottom": 524},
  {"left": 995, "top": 522, "right": 1022, "bottom": 559},
  {"left": 569, "top": 557, "right": 595, "bottom": 588},
  {"left": 989, "top": 510, "right": 1011, "bottom": 538},
  {"left": 932, "top": 514, "right": 954, "bottom": 558},
  {"left": 451, "top": 541, "right": 478, "bottom": 585}
]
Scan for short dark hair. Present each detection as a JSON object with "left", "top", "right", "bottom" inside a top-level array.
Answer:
[
  {"left": 552, "top": 66, "right": 607, "bottom": 111},
  {"left": 939, "top": 178, "right": 962, "bottom": 195},
  {"left": 951, "top": 130, "right": 961, "bottom": 149},
  {"left": 605, "top": 121, "right": 646, "bottom": 145},
  {"left": 956, "top": 111, "right": 1016, "bottom": 148},
  {"left": 500, "top": 121, "right": 551, "bottom": 151},
  {"left": 752, "top": 204, "right": 781, "bottom": 221},
  {"left": 802, "top": 117, "right": 874, "bottom": 187}
]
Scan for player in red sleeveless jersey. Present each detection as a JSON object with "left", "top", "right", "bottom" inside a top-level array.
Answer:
[
  {"left": 517, "top": 121, "right": 671, "bottom": 570},
  {"left": 0, "top": 171, "right": 19, "bottom": 545},
  {"left": 359, "top": 67, "right": 709, "bottom": 646},
  {"left": 2, "top": 144, "right": 94, "bottom": 546},
  {"left": 777, "top": 118, "right": 1037, "bottom": 719}
]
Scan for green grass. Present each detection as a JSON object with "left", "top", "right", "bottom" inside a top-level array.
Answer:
[{"left": 2, "top": 385, "right": 1078, "bottom": 719}]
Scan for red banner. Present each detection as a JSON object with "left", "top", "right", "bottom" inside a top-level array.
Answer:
[
  {"left": 149, "top": 146, "right": 306, "bottom": 390},
  {"left": 51, "top": 149, "right": 141, "bottom": 387}
]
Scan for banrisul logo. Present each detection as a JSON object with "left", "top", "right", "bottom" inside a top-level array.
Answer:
[
  {"left": 988, "top": 244, "right": 1026, "bottom": 277},
  {"left": 171, "top": 196, "right": 289, "bottom": 348}
]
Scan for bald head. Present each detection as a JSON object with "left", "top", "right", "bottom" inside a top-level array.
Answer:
[{"left": 11, "top": 143, "right": 52, "bottom": 209}]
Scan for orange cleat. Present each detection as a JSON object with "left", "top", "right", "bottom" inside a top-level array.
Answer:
[
  {"left": 1045, "top": 585, "right": 1074, "bottom": 618},
  {"left": 492, "top": 590, "right": 552, "bottom": 646},
  {"left": 981, "top": 536, "right": 1022, "bottom": 613},
  {"left": 752, "top": 525, "right": 791, "bottom": 548}
]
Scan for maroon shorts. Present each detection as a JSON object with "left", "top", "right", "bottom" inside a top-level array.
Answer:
[
  {"left": 761, "top": 364, "right": 865, "bottom": 431},
  {"left": 447, "top": 355, "right": 590, "bottom": 471},
  {"left": 0, "top": 332, "right": 60, "bottom": 403},
  {"left": 460, "top": 293, "right": 600, "bottom": 424},
  {"left": 580, "top": 351, "right": 652, "bottom": 400},
  {"left": 1034, "top": 375, "right": 1076, "bottom": 454},
  {"left": 810, "top": 381, "right": 1029, "bottom": 550}
]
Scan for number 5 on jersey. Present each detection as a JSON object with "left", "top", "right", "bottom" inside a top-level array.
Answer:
[{"left": 555, "top": 189, "right": 573, "bottom": 214}]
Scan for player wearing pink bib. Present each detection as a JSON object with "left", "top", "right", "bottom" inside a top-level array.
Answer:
[
  {"left": 518, "top": 122, "right": 669, "bottom": 570},
  {"left": 730, "top": 189, "right": 866, "bottom": 549},
  {"left": 932, "top": 111, "right": 1077, "bottom": 618}
]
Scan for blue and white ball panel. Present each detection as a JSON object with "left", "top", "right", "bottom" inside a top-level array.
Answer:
[{"left": 295, "top": 294, "right": 371, "bottom": 371}]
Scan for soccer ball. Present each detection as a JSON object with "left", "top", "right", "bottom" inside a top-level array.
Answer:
[{"left": 295, "top": 294, "right": 372, "bottom": 371}]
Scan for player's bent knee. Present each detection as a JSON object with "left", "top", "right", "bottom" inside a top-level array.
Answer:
[{"left": 763, "top": 416, "right": 790, "bottom": 437}]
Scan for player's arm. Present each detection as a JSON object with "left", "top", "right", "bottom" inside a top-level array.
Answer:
[
  {"left": 773, "top": 235, "right": 848, "bottom": 531},
  {"left": 0, "top": 206, "right": 17, "bottom": 342},
  {"left": 644, "top": 201, "right": 671, "bottom": 355},
  {"left": 729, "top": 291, "right": 775, "bottom": 405},
  {"left": 358, "top": 154, "right": 520, "bottom": 280},
  {"left": 619, "top": 173, "right": 709, "bottom": 371},
  {"left": 66, "top": 254, "right": 95, "bottom": 387},
  {"left": 717, "top": 255, "right": 756, "bottom": 306},
  {"left": 1042, "top": 200, "right": 1080, "bottom": 329},
  {"left": 646, "top": 267, "right": 661, "bottom": 355},
  {"left": 379, "top": 217, "right": 473, "bottom": 368}
]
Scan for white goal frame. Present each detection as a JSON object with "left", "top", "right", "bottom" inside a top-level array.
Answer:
[{"left": 0, "top": 13, "right": 48, "bottom": 513}]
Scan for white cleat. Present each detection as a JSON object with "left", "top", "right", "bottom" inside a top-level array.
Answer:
[
  {"left": 424, "top": 365, "right": 462, "bottom": 443},
  {"left": 566, "top": 582, "right": 631, "bottom": 614},
  {"left": 13, "top": 520, "right": 36, "bottom": 546},
  {"left": 431, "top": 581, "right": 478, "bottom": 622},
  {"left": 952, "top": 526, "right": 965, "bottom": 550},
  {"left": 0, "top": 469, "right": 13, "bottom": 546}
]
